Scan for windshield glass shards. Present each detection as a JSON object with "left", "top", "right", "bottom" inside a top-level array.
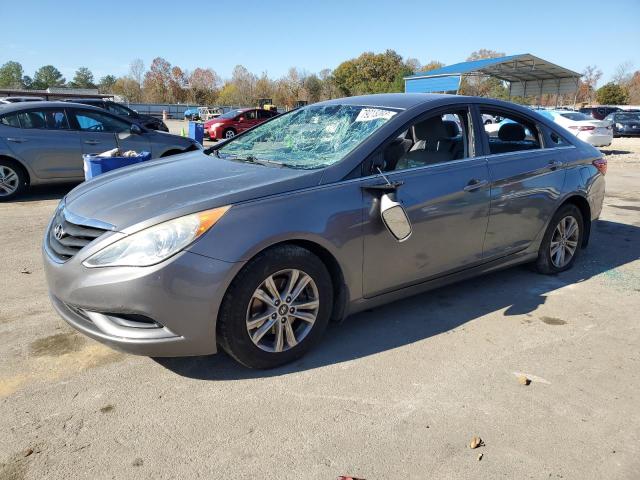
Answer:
[{"left": 216, "top": 104, "right": 398, "bottom": 169}]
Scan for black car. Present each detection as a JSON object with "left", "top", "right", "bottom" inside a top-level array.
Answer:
[
  {"left": 604, "top": 111, "right": 640, "bottom": 137},
  {"left": 579, "top": 106, "right": 621, "bottom": 121},
  {"left": 64, "top": 99, "right": 169, "bottom": 132}
]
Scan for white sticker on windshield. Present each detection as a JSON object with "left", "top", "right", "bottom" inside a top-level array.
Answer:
[{"left": 355, "top": 108, "right": 396, "bottom": 122}]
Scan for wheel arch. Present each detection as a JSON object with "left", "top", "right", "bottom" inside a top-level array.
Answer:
[
  {"left": 0, "top": 154, "right": 31, "bottom": 186},
  {"left": 220, "top": 238, "right": 350, "bottom": 326},
  {"left": 558, "top": 194, "right": 592, "bottom": 248}
]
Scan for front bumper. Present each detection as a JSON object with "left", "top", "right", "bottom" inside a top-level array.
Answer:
[{"left": 43, "top": 244, "right": 243, "bottom": 357}]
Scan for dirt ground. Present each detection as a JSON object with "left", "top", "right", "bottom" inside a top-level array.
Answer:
[{"left": 1, "top": 137, "right": 639, "bottom": 479}]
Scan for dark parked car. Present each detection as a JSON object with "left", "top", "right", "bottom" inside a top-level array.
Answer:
[
  {"left": 204, "top": 108, "right": 278, "bottom": 140},
  {"left": 64, "top": 99, "right": 169, "bottom": 132},
  {"left": 579, "top": 106, "right": 621, "bottom": 120},
  {"left": 604, "top": 111, "right": 640, "bottom": 137},
  {"left": 43, "top": 94, "right": 605, "bottom": 368},
  {"left": 0, "top": 102, "right": 201, "bottom": 200}
]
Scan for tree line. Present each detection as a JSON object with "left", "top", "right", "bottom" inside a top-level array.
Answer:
[{"left": 1, "top": 50, "right": 638, "bottom": 107}]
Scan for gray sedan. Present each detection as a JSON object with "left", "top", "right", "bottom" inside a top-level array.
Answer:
[
  {"left": 0, "top": 101, "right": 201, "bottom": 200},
  {"left": 42, "top": 94, "right": 606, "bottom": 368}
]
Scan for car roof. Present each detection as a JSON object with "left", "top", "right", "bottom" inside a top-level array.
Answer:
[
  {"left": 0, "top": 101, "right": 109, "bottom": 114},
  {"left": 63, "top": 98, "right": 107, "bottom": 102}
]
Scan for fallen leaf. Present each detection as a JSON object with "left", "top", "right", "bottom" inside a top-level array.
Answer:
[
  {"left": 20, "top": 268, "right": 31, "bottom": 274},
  {"left": 478, "top": 453, "right": 483, "bottom": 461},
  {"left": 518, "top": 375, "right": 531, "bottom": 386},
  {"left": 23, "top": 448, "right": 34, "bottom": 457},
  {"left": 469, "top": 436, "right": 484, "bottom": 449}
]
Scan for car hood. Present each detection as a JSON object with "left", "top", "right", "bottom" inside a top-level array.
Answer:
[
  {"left": 137, "top": 113, "right": 160, "bottom": 123},
  {"left": 64, "top": 150, "right": 322, "bottom": 230}
]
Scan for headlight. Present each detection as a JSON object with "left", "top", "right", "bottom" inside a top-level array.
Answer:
[
  {"left": 83, "top": 206, "right": 230, "bottom": 267},
  {"left": 210, "top": 122, "right": 222, "bottom": 129},
  {"left": 616, "top": 123, "right": 623, "bottom": 129}
]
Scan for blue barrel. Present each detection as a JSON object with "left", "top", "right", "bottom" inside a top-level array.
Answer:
[
  {"left": 83, "top": 152, "right": 152, "bottom": 180},
  {"left": 188, "top": 121, "right": 204, "bottom": 144}
]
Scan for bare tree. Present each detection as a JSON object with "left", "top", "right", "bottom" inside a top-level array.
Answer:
[
  {"left": 129, "top": 59, "right": 145, "bottom": 89},
  {"left": 612, "top": 61, "right": 634, "bottom": 85}
]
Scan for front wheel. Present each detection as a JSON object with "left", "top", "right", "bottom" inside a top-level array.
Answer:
[
  {"left": 535, "top": 204, "right": 584, "bottom": 274},
  {"left": 223, "top": 128, "right": 236, "bottom": 139},
  {"left": 217, "top": 245, "right": 333, "bottom": 369}
]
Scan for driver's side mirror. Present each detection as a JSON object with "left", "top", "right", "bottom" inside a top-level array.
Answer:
[
  {"left": 130, "top": 124, "right": 142, "bottom": 135},
  {"left": 380, "top": 193, "right": 412, "bottom": 242}
]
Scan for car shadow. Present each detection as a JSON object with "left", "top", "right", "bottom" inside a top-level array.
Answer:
[
  {"left": 154, "top": 219, "right": 639, "bottom": 381},
  {"left": 601, "top": 149, "right": 631, "bottom": 155},
  {"left": 12, "top": 183, "right": 80, "bottom": 203}
]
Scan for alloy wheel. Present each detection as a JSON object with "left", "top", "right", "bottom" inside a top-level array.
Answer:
[
  {"left": 550, "top": 215, "right": 579, "bottom": 268},
  {"left": 225, "top": 130, "right": 235, "bottom": 139},
  {"left": 246, "top": 269, "right": 320, "bottom": 353},
  {"left": 0, "top": 165, "right": 19, "bottom": 197}
]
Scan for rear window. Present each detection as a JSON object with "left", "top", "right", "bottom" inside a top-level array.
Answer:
[
  {"left": 561, "top": 112, "right": 590, "bottom": 121},
  {"left": 0, "top": 113, "right": 20, "bottom": 128},
  {"left": 17, "top": 109, "right": 70, "bottom": 129}
]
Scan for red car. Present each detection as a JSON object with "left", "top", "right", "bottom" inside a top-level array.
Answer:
[{"left": 204, "top": 108, "right": 278, "bottom": 140}]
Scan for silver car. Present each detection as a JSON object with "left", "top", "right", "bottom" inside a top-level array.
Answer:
[
  {"left": 0, "top": 101, "right": 201, "bottom": 200},
  {"left": 42, "top": 94, "right": 606, "bottom": 368}
]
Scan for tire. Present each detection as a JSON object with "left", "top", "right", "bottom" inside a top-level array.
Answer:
[
  {"left": 223, "top": 128, "right": 236, "bottom": 139},
  {"left": 0, "top": 158, "right": 27, "bottom": 201},
  {"left": 218, "top": 245, "right": 333, "bottom": 369},
  {"left": 534, "top": 204, "right": 584, "bottom": 274}
]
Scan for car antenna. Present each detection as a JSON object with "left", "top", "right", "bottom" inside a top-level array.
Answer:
[{"left": 376, "top": 166, "right": 393, "bottom": 187}]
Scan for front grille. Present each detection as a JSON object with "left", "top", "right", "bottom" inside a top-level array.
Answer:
[{"left": 48, "top": 208, "right": 108, "bottom": 261}]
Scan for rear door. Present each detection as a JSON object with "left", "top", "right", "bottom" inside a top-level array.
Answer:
[
  {"left": 2, "top": 107, "right": 83, "bottom": 179},
  {"left": 477, "top": 104, "right": 567, "bottom": 259},
  {"left": 69, "top": 108, "right": 151, "bottom": 155}
]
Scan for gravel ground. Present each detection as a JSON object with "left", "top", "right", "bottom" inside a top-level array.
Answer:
[{"left": 1, "top": 137, "right": 639, "bottom": 479}]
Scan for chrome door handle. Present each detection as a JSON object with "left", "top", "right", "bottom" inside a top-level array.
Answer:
[
  {"left": 6, "top": 137, "right": 27, "bottom": 143},
  {"left": 84, "top": 140, "right": 100, "bottom": 145},
  {"left": 464, "top": 179, "right": 488, "bottom": 192},
  {"left": 548, "top": 160, "right": 563, "bottom": 170}
]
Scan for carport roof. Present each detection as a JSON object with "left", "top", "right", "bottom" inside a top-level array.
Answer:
[{"left": 404, "top": 54, "right": 581, "bottom": 83}]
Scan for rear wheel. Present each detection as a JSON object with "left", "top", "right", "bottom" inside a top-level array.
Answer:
[
  {"left": 0, "top": 159, "right": 27, "bottom": 201},
  {"left": 535, "top": 204, "right": 584, "bottom": 274},
  {"left": 218, "top": 245, "right": 333, "bottom": 369}
]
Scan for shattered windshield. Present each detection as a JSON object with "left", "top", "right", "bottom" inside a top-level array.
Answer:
[{"left": 216, "top": 104, "right": 398, "bottom": 169}]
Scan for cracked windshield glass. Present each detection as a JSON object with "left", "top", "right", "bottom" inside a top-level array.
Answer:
[{"left": 217, "top": 104, "right": 397, "bottom": 168}]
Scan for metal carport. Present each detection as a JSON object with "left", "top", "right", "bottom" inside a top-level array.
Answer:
[{"left": 404, "top": 54, "right": 581, "bottom": 104}]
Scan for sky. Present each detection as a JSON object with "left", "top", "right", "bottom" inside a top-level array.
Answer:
[{"left": 2, "top": 0, "right": 639, "bottom": 85}]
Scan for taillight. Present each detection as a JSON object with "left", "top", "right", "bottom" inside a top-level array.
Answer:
[
  {"left": 569, "top": 125, "right": 596, "bottom": 131},
  {"left": 593, "top": 158, "right": 607, "bottom": 175}
]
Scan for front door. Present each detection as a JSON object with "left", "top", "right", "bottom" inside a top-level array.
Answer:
[
  {"left": 70, "top": 108, "right": 151, "bottom": 156},
  {"left": 362, "top": 107, "right": 491, "bottom": 297}
]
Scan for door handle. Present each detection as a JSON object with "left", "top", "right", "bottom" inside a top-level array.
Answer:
[
  {"left": 361, "top": 181, "right": 404, "bottom": 193},
  {"left": 548, "top": 160, "right": 563, "bottom": 170},
  {"left": 84, "top": 140, "right": 100, "bottom": 145},
  {"left": 463, "top": 179, "right": 488, "bottom": 192},
  {"left": 6, "top": 137, "right": 27, "bottom": 143}
]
